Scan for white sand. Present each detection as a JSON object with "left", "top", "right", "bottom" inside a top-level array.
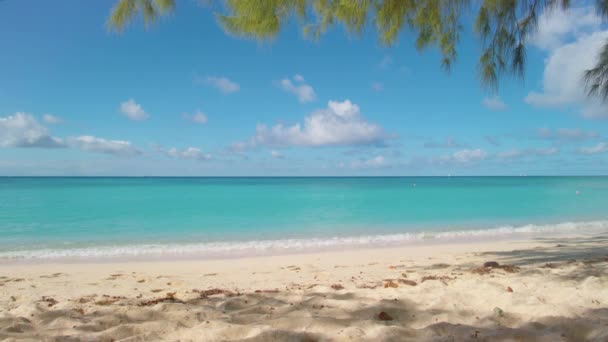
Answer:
[{"left": 1, "top": 233, "right": 608, "bottom": 341}]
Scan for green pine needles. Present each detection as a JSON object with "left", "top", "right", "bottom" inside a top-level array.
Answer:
[{"left": 108, "top": 0, "right": 608, "bottom": 99}]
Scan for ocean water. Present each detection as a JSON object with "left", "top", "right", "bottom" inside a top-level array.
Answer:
[{"left": 1, "top": 176, "right": 608, "bottom": 261}]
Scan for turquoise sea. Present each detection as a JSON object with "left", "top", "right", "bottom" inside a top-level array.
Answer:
[{"left": 1, "top": 177, "right": 608, "bottom": 260}]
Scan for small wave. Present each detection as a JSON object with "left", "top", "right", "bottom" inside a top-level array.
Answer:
[{"left": 1, "top": 220, "right": 607, "bottom": 261}]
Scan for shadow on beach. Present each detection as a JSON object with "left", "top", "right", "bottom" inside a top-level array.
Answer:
[
  {"left": 1, "top": 291, "right": 606, "bottom": 341},
  {"left": 481, "top": 235, "right": 608, "bottom": 265},
  {"left": 1, "top": 235, "right": 608, "bottom": 341}
]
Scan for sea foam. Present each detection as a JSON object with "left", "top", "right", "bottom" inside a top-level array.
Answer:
[{"left": 1, "top": 220, "right": 607, "bottom": 261}]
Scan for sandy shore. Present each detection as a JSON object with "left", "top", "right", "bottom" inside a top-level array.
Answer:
[{"left": 1, "top": 233, "right": 608, "bottom": 341}]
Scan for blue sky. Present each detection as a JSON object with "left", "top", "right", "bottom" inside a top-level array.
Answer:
[{"left": 1, "top": 1, "right": 607, "bottom": 176}]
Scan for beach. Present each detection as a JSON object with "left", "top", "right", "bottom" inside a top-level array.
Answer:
[
  {"left": 1, "top": 233, "right": 607, "bottom": 341},
  {"left": 4, "top": 0, "right": 608, "bottom": 340}
]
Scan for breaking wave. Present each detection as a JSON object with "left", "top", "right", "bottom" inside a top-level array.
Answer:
[{"left": 1, "top": 220, "right": 607, "bottom": 261}]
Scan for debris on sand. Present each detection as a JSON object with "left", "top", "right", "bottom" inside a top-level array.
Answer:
[
  {"left": 378, "top": 311, "right": 394, "bottom": 321},
  {"left": 384, "top": 278, "right": 417, "bottom": 286},
  {"left": 399, "top": 279, "right": 418, "bottom": 286},
  {"left": 41, "top": 296, "right": 58, "bottom": 307},
  {"left": 472, "top": 263, "right": 520, "bottom": 275},
  {"left": 420, "top": 275, "right": 455, "bottom": 285},
  {"left": 507, "top": 286, "right": 513, "bottom": 293},
  {"left": 330, "top": 284, "right": 344, "bottom": 290},
  {"left": 76, "top": 297, "right": 93, "bottom": 304},
  {"left": 483, "top": 261, "right": 500, "bottom": 268},
  {"left": 356, "top": 283, "right": 381, "bottom": 289},
  {"left": 139, "top": 292, "right": 184, "bottom": 306},
  {"left": 95, "top": 295, "right": 126, "bottom": 306},
  {"left": 499, "top": 265, "right": 520, "bottom": 273},
  {"left": 383, "top": 280, "right": 398, "bottom": 288},
  {"left": 471, "top": 266, "right": 493, "bottom": 275},
  {"left": 94, "top": 299, "right": 115, "bottom": 306},
  {"left": 194, "top": 288, "right": 237, "bottom": 299},
  {"left": 254, "top": 289, "right": 279, "bottom": 294}
]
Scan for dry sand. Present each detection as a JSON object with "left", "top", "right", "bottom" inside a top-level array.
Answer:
[{"left": 1, "top": 233, "right": 608, "bottom": 341}]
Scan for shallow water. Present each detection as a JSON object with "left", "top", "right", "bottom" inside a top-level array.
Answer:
[{"left": 1, "top": 177, "right": 607, "bottom": 260}]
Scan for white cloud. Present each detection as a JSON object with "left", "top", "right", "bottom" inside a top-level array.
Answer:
[
  {"left": 525, "top": 30, "right": 608, "bottom": 109},
  {"left": 525, "top": 7, "right": 608, "bottom": 119},
  {"left": 166, "top": 147, "right": 211, "bottom": 161},
  {"left": 120, "top": 99, "right": 149, "bottom": 121},
  {"left": 339, "top": 155, "right": 388, "bottom": 169},
  {"left": 530, "top": 7, "right": 601, "bottom": 50},
  {"left": 68, "top": 135, "right": 141, "bottom": 156},
  {"left": 580, "top": 142, "right": 608, "bottom": 155},
  {"left": 484, "top": 136, "right": 502, "bottom": 146},
  {"left": 442, "top": 149, "right": 488, "bottom": 164},
  {"left": 270, "top": 150, "right": 284, "bottom": 159},
  {"left": 533, "top": 147, "right": 559, "bottom": 156},
  {"left": 482, "top": 96, "right": 507, "bottom": 111},
  {"left": 201, "top": 76, "right": 240, "bottom": 94},
  {"left": 537, "top": 128, "right": 598, "bottom": 141},
  {"left": 453, "top": 149, "right": 487, "bottom": 163},
  {"left": 378, "top": 55, "right": 393, "bottom": 69},
  {"left": 183, "top": 110, "right": 208, "bottom": 124},
  {"left": 364, "top": 155, "right": 386, "bottom": 168},
  {"left": 42, "top": 114, "right": 62, "bottom": 124},
  {"left": 229, "top": 141, "right": 250, "bottom": 153},
  {"left": 496, "top": 149, "right": 523, "bottom": 159},
  {"left": 424, "top": 137, "right": 466, "bottom": 149},
  {"left": 497, "top": 147, "right": 559, "bottom": 160},
  {"left": 0, "top": 113, "right": 145, "bottom": 157},
  {"left": 580, "top": 101, "right": 608, "bottom": 119},
  {"left": 250, "top": 100, "right": 386, "bottom": 147},
  {"left": 371, "top": 82, "right": 384, "bottom": 92},
  {"left": 0, "top": 113, "right": 64, "bottom": 148},
  {"left": 278, "top": 75, "right": 316, "bottom": 103}
]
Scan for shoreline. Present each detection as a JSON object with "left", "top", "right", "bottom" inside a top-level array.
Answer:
[
  {"left": 0, "top": 236, "right": 540, "bottom": 268},
  {"left": 2, "top": 219, "right": 607, "bottom": 264}
]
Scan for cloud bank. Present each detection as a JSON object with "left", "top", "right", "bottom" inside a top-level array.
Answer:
[
  {"left": 526, "top": 7, "right": 608, "bottom": 119},
  {"left": 248, "top": 100, "right": 386, "bottom": 148},
  {"left": 0, "top": 113, "right": 64, "bottom": 148}
]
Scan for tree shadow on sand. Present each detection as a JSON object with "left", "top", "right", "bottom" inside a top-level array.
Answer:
[
  {"left": 479, "top": 235, "right": 608, "bottom": 266},
  {"left": 2, "top": 290, "right": 607, "bottom": 341},
  {"left": 2, "top": 235, "right": 608, "bottom": 341}
]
